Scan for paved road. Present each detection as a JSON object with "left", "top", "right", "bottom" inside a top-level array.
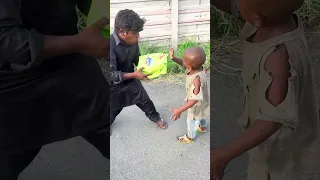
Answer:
[
  {"left": 17, "top": 32, "right": 320, "bottom": 180},
  {"left": 110, "top": 79, "right": 210, "bottom": 180},
  {"left": 18, "top": 76, "right": 210, "bottom": 180},
  {"left": 19, "top": 60, "right": 110, "bottom": 180},
  {"left": 19, "top": 137, "right": 109, "bottom": 180},
  {"left": 211, "top": 33, "right": 320, "bottom": 180}
]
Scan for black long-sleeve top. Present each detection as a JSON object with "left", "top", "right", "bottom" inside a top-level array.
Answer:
[
  {"left": 0, "top": 0, "right": 109, "bottom": 153},
  {"left": 109, "top": 32, "right": 149, "bottom": 110},
  {"left": 110, "top": 32, "right": 140, "bottom": 85}
]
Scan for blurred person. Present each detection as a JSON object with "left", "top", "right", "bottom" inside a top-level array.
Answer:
[
  {"left": 0, "top": 0, "right": 110, "bottom": 179},
  {"left": 211, "top": 0, "right": 320, "bottom": 179}
]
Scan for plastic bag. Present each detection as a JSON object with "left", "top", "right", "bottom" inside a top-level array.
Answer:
[
  {"left": 136, "top": 53, "right": 168, "bottom": 79},
  {"left": 86, "top": 0, "right": 110, "bottom": 39}
]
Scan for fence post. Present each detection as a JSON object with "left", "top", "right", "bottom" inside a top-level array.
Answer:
[{"left": 171, "top": 0, "right": 178, "bottom": 49}]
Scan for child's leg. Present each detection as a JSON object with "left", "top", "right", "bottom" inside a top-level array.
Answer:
[
  {"left": 188, "top": 119, "right": 200, "bottom": 139},
  {"left": 198, "top": 119, "right": 207, "bottom": 132},
  {"left": 199, "top": 119, "right": 207, "bottom": 127},
  {"left": 177, "top": 119, "right": 198, "bottom": 143}
]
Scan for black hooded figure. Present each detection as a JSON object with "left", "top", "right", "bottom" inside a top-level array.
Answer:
[{"left": 0, "top": 0, "right": 110, "bottom": 179}]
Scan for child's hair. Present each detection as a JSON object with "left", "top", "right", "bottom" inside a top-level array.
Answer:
[
  {"left": 245, "top": 0, "right": 304, "bottom": 23},
  {"left": 184, "top": 47, "right": 206, "bottom": 70},
  {"left": 114, "top": 9, "right": 146, "bottom": 33}
]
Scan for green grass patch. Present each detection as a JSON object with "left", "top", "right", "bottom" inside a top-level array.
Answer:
[
  {"left": 139, "top": 41, "right": 210, "bottom": 74},
  {"left": 211, "top": 0, "right": 320, "bottom": 38}
]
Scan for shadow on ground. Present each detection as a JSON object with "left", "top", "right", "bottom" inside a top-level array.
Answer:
[
  {"left": 18, "top": 52, "right": 210, "bottom": 180},
  {"left": 19, "top": 59, "right": 110, "bottom": 180}
]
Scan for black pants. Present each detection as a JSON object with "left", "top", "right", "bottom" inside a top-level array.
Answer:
[
  {"left": 110, "top": 98, "right": 161, "bottom": 125},
  {"left": 0, "top": 129, "right": 109, "bottom": 180}
]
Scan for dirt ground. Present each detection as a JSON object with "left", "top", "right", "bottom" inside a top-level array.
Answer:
[{"left": 211, "top": 33, "right": 320, "bottom": 179}]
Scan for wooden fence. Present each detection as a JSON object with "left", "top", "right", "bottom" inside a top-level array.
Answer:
[{"left": 110, "top": 0, "right": 210, "bottom": 48}]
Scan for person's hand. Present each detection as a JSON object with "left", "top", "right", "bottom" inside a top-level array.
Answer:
[
  {"left": 170, "top": 108, "right": 182, "bottom": 120},
  {"left": 76, "top": 17, "right": 110, "bottom": 58},
  {"left": 134, "top": 67, "right": 150, "bottom": 80},
  {"left": 211, "top": 148, "right": 229, "bottom": 180},
  {"left": 169, "top": 48, "right": 174, "bottom": 60}
]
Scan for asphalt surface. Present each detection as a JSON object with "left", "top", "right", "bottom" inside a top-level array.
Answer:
[
  {"left": 211, "top": 33, "right": 320, "bottom": 180},
  {"left": 19, "top": 137, "right": 109, "bottom": 180},
  {"left": 18, "top": 75, "right": 210, "bottom": 180},
  {"left": 17, "top": 32, "right": 320, "bottom": 180},
  {"left": 110, "top": 79, "right": 210, "bottom": 180}
]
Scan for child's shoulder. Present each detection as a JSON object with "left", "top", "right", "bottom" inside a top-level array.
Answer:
[
  {"left": 196, "top": 70, "right": 208, "bottom": 84},
  {"left": 264, "top": 44, "right": 291, "bottom": 77}
]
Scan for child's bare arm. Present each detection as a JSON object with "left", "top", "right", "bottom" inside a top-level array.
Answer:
[
  {"left": 171, "top": 76, "right": 201, "bottom": 120},
  {"left": 216, "top": 45, "right": 290, "bottom": 163},
  {"left": 265, "top": 45, "right": 291, "bottom": 105},
  {"left": 178, "top": 100, "right": 198, "bottom": 113},
  {"left": 172, "top": 57, "right": 184, "bottom": 66},
  {"left": 169, "top": 48, "right": 184, "bottom": 66},
  {"left": 179, "top": 76, "right": 201, "bottom": 111},
  {"left": 216, "top": 119, "right": 282, "bottom": 163}
]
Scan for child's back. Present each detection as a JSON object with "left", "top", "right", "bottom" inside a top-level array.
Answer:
[
  {"left": 169, "top": 47, "right": 209, "bottom": 143},
  {"left": 240, "top": 14, "right": 320, "bottom": 180},
  {"left": 185, "top": 69, "right": 209, "bottom": 120}
]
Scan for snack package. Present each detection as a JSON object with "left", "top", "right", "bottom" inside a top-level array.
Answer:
[
  {"left": 136, "top": 53, "right": 168, "bottom": 79},
  {"left": 86, "top": 0, "right": 110, "bottom": 39}
]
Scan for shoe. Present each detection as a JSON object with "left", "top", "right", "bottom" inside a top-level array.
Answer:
[{"left": 197, "top": 124, "right": 206, "bottom": 132}]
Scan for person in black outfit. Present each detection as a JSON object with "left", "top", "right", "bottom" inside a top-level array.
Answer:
[
  {"left": 110, "top": 9, "right": 167, "bottom": 130},
  {"left": 0, "top": 0, "right": 110, "bottom": 179}
]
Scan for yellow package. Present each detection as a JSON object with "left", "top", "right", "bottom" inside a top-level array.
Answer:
[
  {"left": 136, "top": 53, "right": 168, "bottom": 79},
  {"left": 86, "top": 0, "right": 110, "bottom": 39}
]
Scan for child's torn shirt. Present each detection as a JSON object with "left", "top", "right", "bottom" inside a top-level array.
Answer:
[
  {"left": 231, "top": 4, "right": 320, "bottom": 179},
  {"left": 185, "top": 68, "right": 210, "bottom": 120}
]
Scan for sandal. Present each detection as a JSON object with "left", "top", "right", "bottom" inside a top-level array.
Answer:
[
  {"left": 156, "top": 119, "right": 168, "bottom": 129},
  {"left": 197, "top": 124, "right": 206, "bottom": 133},
  {"left": 177, "top": 135, "right": 194, "bottom": 144}
]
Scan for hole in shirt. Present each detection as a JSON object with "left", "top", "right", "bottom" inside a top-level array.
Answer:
[{"left": 264, "top": 44, "right": 292, "bottom": 107}]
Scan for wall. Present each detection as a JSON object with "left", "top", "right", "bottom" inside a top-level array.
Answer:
[{"left": 110, "top": 0, "right": 210, "bottom": 47}]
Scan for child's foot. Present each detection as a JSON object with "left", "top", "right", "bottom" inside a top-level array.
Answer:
[
  {"left": 197, "top": 124, "right": 206, "bottom": 132},
  {"left": 177, "top": 135, "right": 194, "bottom": 144}
]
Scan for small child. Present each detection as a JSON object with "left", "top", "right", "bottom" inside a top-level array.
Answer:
[
  {"left": 169, "top": 47, "right": 210, "bottom": 144},
  {"left": 211, "top": 0, "right": 320, "bottom": 179}
]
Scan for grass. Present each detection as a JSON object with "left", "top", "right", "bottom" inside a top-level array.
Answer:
[
  {"left": 211, "top": 0, "right": 320, "bottom": 76},
  {"left": 76, "top": 8, "right": 86, "bottom": 31},
  {"left": 77, "top": 0, "right": 320, "bottom": 76},
  {"left": 139, "top": 41, "right": 210, "bottom": 74},
  {"left": 211, "top": 0, "right": 320, "bottom": 38}
]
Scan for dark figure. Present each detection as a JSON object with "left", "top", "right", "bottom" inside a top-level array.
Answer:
[
  {"left": 110, "top": 9, "right": 167, "bottom": 130},
  {"left": 0, "top": 0, "right": 110, "bottom": 179}
]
